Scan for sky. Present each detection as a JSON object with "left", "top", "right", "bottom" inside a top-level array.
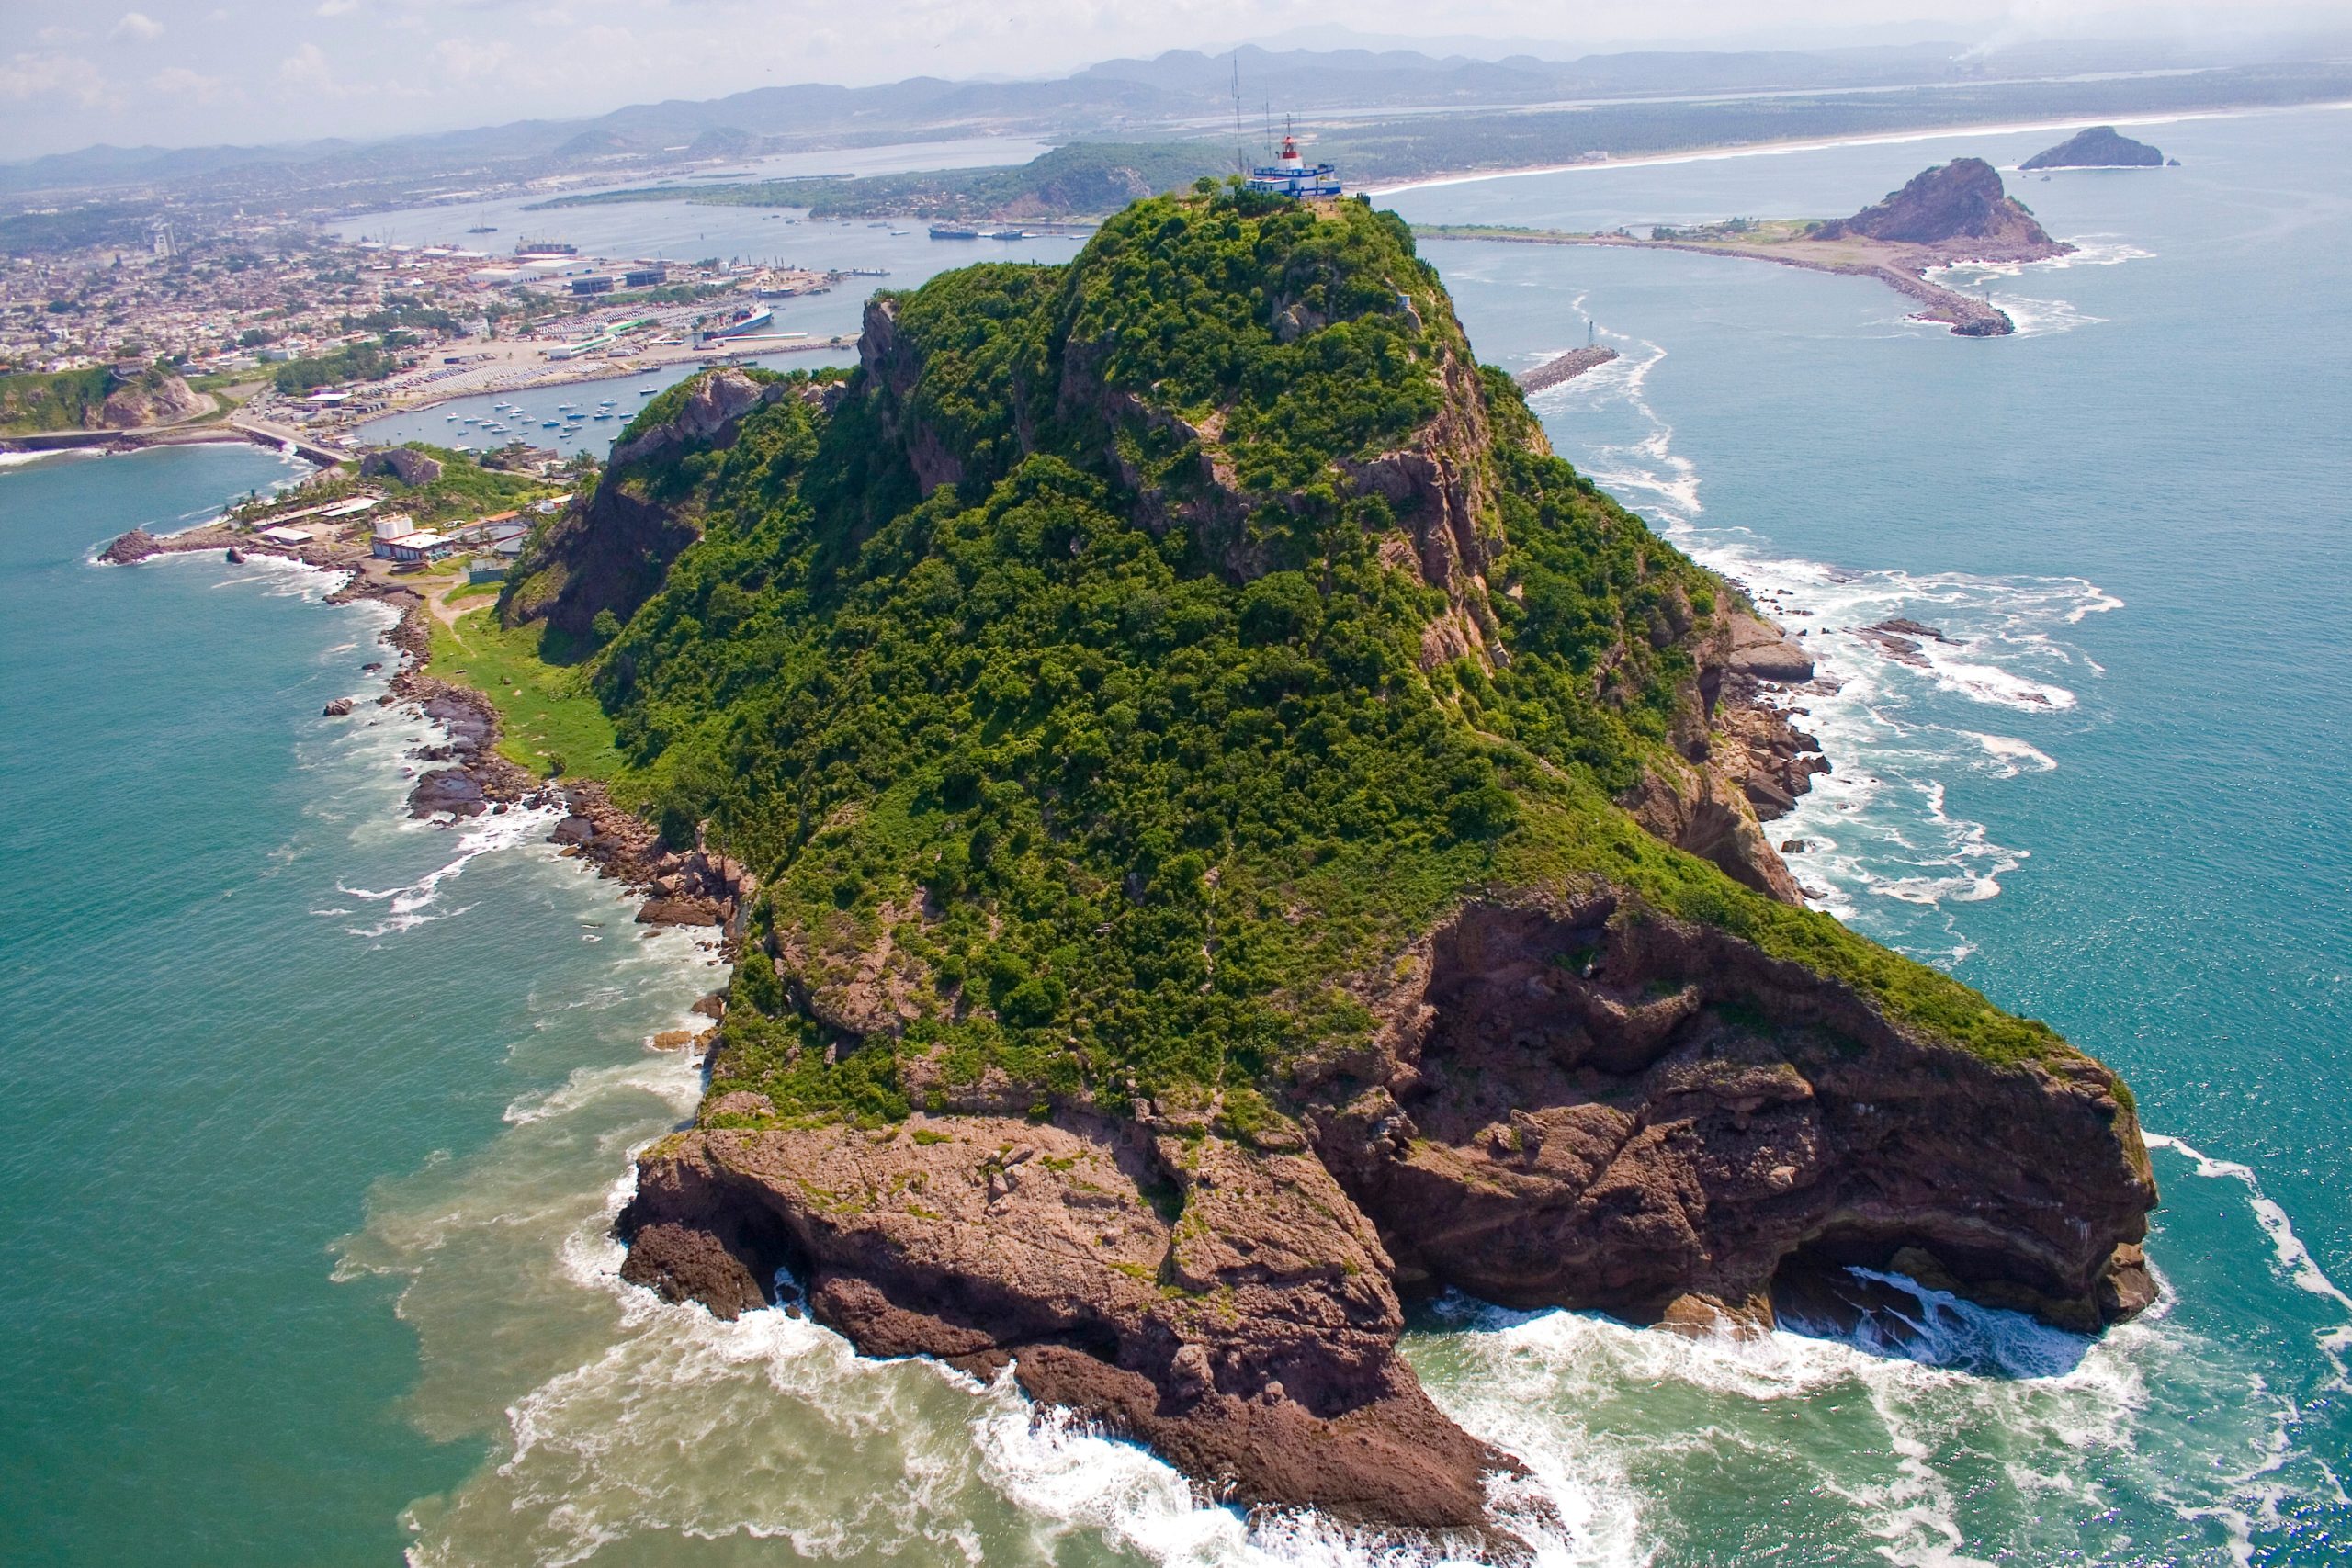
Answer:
[{"left": 0, "top": 0, "right": 2339, "bottom": 161}]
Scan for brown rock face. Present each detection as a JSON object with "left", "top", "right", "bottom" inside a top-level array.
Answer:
[
  {"left": 620, "top": 1115, "right": 1511, "bottom": 1528},
  {"left": 97, "top": 368, "right": 206, "bottom": 429},
  {"left": 99, "top": 527, "right": 162, "bottom": 564},
  {"left": 1302, "top": 895, "right": 2155, "bottom": 1334},
  {"left": 1812, "top": 158, "right": 2060, "bottom": 261}
]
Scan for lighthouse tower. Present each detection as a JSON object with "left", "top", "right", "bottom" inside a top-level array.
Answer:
[{"left": 1247, "top": 125, "right": 1342, "bottom": 200}]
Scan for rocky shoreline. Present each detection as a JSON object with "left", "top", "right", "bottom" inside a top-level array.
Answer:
[{"left": 99, "top": 519, "right": 754, "bottom": 946}]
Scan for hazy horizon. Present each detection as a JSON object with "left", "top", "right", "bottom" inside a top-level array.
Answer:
[{"left": 3, "top": 1, "right": 2346, "bottom": 163}]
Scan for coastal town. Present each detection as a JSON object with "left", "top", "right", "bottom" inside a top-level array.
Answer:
[{"left": 0, "top": 221, "right": 860, "bottom": 454}]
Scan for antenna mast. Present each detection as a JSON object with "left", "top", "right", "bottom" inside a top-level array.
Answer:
[{"left": 1232, "top": 53, "right": 1244, "bottom": 175}]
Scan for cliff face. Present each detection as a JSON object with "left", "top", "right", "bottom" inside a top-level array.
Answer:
[
  {"left": 597, "top": 194, "right": 2154, "bottom": 1531},
  {"left": 498, "top": 368, "right": 815, "bottom": 648},
  {"left": 97, "top": 367, "right": 206, "bottom": 429},
  {"left": 1305, "top": 895, "right": 2153, "bottom": 1332},
  {"left": 2023, "top": 126, "right": 2165, "bottom": 170},
  {"left": 1811, "top": 157, "right": 2064, "bottom": 262}
]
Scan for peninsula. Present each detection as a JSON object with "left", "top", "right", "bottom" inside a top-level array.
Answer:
[
  {"left": 119, "top": 191, "right": 2156, "bottom": 1535},
  {"left": 1419, "top": 157, "right": 2074, "bottom": 336},
  {"left": 484, "top": 191, "right": 2152, "bottom": 1531}
]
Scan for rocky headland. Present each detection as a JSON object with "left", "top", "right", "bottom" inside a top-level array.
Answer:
[
  {"left": 563, "top": 193, "right": 2154, "bottom": 1536},
  {"left": 120, "top": 190, "right": 2157, "bottom": 1540}
]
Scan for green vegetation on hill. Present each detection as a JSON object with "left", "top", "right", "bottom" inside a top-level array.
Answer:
[
  {"left": 376, "top": 442, "right": 571, "bottom": 526},
  {"left": 511, "top": 191, "right": 2073, "bottom": 1133},
  {"left": 0, "top": 367, "right": 118, "bottom": 434}
]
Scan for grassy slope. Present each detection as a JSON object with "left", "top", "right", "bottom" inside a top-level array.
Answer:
[
  {"left": 425, "top": 599, "right": 628, "bottom": 784},
  {"left": 559, "top": 193, "right": 2083, "bottom": 1133}
]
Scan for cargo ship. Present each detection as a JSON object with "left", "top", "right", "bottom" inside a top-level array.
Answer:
[
  {"left": 928, "top": 225, "right": 979, "bottom": 240},
  {"left": 514, "top": 238, "right": 578, "bottom": 255},
  {"left": 698, "top": 305, "right": 775, "bottom": 341}
]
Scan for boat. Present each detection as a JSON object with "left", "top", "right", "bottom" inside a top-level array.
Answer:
[
  {"left": 466, "top": 225, "right": 498, "bottom": 234},
  {"left": 929, "top": 225, "right": 979, "bottom": 241},
  {"left": 594, "top": 412, "right": 613, "bottom": 421},
  {"left": 542, "top": 420, "right": 560, "bottom": 428},
  {"left": 987, "top": 229, "right": 1030, "bottom": 241},
  {"left": 640, "top": 388, "right": 659, "bottom": 396}
]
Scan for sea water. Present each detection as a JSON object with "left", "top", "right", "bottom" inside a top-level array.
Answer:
[{"left": 2, "top": 103, "right": 2346, "bottom": 1565}]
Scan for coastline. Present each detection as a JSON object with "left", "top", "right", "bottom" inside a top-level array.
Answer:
[
  {"left": 97, "top": 511, "right": 752, "bottom": 963},
  {"left": 1421, "top": 227, "right": 2045, "bottom": 336},
  {"left": 1362, "top": 101, "right": 2347, "bottom": 197}
]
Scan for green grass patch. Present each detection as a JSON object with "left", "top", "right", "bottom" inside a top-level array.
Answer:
[{"left": 425, "top": 604, "right": 629, "bottom": 785}]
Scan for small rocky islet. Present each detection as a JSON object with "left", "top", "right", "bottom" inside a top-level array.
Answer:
[{"left": 2022, "top": 125, "right": 2171, "bottom": 170}]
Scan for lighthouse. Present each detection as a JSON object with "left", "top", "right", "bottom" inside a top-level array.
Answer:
[{"left": 1247, "top": 128, "right": 1343, "bottom": 200}]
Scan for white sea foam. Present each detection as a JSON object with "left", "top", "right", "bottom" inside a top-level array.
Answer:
[
  {"left": 1526, "top": 315, "right": 2130, "bottom": 953},
  {"left": 334, "top": 804, "right": 560, "bottom": 938}
]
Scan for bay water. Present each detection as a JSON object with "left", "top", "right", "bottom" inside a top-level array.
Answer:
[{"left": 2, "top": 105, "right": 2346, "bottom": 1565}]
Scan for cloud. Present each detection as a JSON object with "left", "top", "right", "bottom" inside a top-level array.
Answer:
[
  {"left": 317, "top": 0, "right": 359, "bottom": 16},
  {"left": 151, "top": 66, "right": 233, "bottom": 104},
  {"left": 0, "top": 52, "right": 115, "bottom": 108},
  {"left": 108, "top": 11, "right": 164, "bottom": 42},
  {"left": 277, "top": 41, "right": 339, "bottom": 91},
  {"left": 433, "top": 37, "right": 512, "bottom": 81}
]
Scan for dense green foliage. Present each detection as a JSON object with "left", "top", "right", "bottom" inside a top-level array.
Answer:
[
  {"left": 550, "top": 194, "right": 2069, "bottom": 1128},
  {"left": 376, "top": 443, "right": 566, "bottom": 526},
  {"left": 0, "top": 367, "right": 118, "bottom": 434},
  {"left": 271, "top": 341, "right": 398, "bottom": 394}
]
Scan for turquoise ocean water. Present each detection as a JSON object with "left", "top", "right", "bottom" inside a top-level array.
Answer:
[{"left": 1, "top": 105, "right": 2346, "bottom": 1565}]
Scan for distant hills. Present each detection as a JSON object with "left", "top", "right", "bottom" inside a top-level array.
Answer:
[{"left": 0, "top": 40, "right": 2341, "bottom": 228}]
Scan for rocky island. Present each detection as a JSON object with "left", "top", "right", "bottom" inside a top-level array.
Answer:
[
  {"left": 2022, "top": 125, "right": 2168, "bottom": 169},
  {"left": 1420, "top": 156, "right": 2075, "bottom": 336},
  {"left": 471, "top": 191, "right": 2150, "bottom": 1533}
]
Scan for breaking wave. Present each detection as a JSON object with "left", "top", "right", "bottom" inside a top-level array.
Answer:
[{"left": 1526, "top": 315, "right": 2121, "bottom": 961}]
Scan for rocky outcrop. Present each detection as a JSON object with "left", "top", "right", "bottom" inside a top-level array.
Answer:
[
  {"left": 500, "top": 368, "right": 804, "bottom": 645},
  {"left": 621, "top": 1113, "right": 1510, "bottom": 1527},
  {"left": 606, "top": 368, "right": 780, "bottom": 470},
  {"left": 97, "top": 368, "right": 205, "bottom": 429},
  {"left": 1623, "top": 607, "right": 1826, "bottom": 903},
  {"left": 1300, "top": 894, "right": 2156, "bottom": 1334},
  {"left": 359, "top": 446, "right": 444, "bottom": 487},
  {"left": 98, "top": 527, "right": 162, "bottom": 563},
  {"left": 1810, "top": 158, "right": 2066, "bottom": 265},
  {"left": 2022, "top": 127, "right": 2165, "bottom": 170}
]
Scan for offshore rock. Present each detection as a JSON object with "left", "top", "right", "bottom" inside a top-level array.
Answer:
[
  {"left": 2022, "top": 126, "right": 2165, "bottom": 170},
  {"left": 621, "top": 1116, "right": 1511, "bottom": 1527}
]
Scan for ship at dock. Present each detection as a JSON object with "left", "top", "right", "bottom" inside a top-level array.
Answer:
[
  {"left": 928, "top": 225, "right": 980, "bottom": 240},
  {"left": 696, "top": 305, "right": 775, "bottom": 342}
]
